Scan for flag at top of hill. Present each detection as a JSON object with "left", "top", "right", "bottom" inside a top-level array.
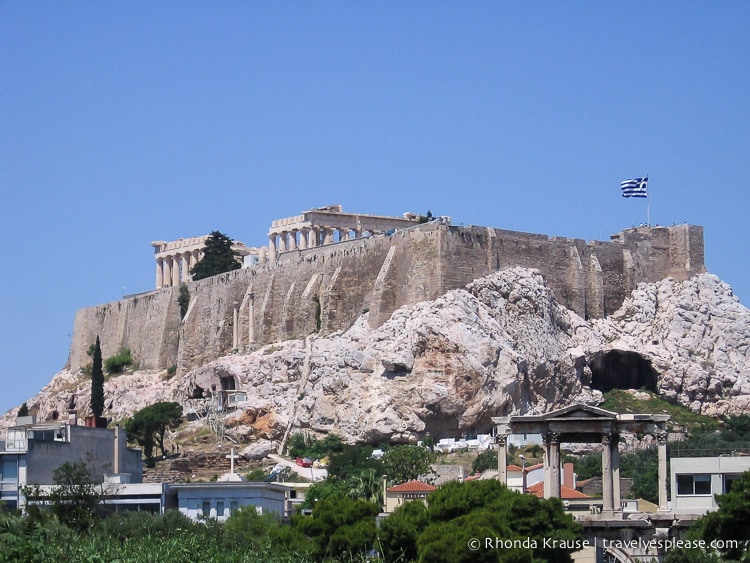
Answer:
[{"left": 620, "top": 177, "right": 648, "bottom": 198}]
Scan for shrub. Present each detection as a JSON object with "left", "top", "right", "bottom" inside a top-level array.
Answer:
[
  {"left": 177, "top": 283, "right": 190, "bottom": 319},
  {"left": 104, "top": 349, "right": 133, "bottom": 375},
  {"left": 472, "top": 449, "right": 497, "bottom": 474}
]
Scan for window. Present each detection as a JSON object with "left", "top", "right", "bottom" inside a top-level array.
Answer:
[
  {"left": 202, "top": 501, "right": 211, "bottom": 517},
  {"left": 0, "top": 459, "right": 18, "bottom": 481},
  {"left": 230, "top": 500, "right": 239, "bottom": 514},
  {"left": 676, "top": 474, "right": 712, "bottom": 495},
  {"left": 724, "top": 474, "right": 741, "bottom": 494},
  {"left": 216, "top": 501, "right": 225, "bottom": 518}
]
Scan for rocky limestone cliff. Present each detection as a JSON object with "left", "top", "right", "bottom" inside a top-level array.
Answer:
[{"left": 4, "top": 268, "right": 749, "bottom": 444}]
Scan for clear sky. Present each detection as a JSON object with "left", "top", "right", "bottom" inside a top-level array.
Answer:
[{"left": 2, "top": 3, "right": 748, "bottom": 416}]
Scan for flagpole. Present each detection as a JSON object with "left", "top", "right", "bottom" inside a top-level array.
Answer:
[{"left": 646, "top": 174, "right": 650, "bottom": 226}]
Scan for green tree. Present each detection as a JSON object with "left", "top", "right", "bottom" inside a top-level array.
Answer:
[
  {"left": 348, "top": 468, "right": 384, "bottom": 504},
  {"left": 382, "top": 445, "right": 436, "bottom": 484},
  {"left": 224, "top": 506, "right": 311, "bottom": 556},
  {"left": 190, "top": 231, "right": 241, "bottom": 281},
  {"left": 418, "top": 511, "right": 519, "bottom": 563},
  {"left": 472, "top": 449, "right": 497, "bottom": 473},
  {"left": 301, "top": 479, "right": 350, "bottom": 509},
  {"left": 90, "top": 336, "right": 104, "bottom": 418},
  {"left": 423, "top": 480, "right": 584, "bottom": 562},
  {"left": 17, "top": 403, "right": 29, "bottom": 417},
  {"left": 124, "top": 402, "right": 183, "bottom": 465},
  {"left": 379, "top": 498, "right": 429, "bottom": 562},
  {"left": 294, "top": 494, "right": 380, "bottom": 560},
  {"left": 687, "top": 471, "right": 750, "bottom": 561},
  {"left": 328, "top": 445, "right": 384, "bottom": 481},
  {"left": 24, "top": 462, "right": 101, "bottom": 533},
  {"left": 177, "top": 283, "right": 190, "bottom": 319}
]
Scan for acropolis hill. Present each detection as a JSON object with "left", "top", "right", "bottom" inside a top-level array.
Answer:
[{"left": 67, "top": 205, "right": 705, "bottom": 378}]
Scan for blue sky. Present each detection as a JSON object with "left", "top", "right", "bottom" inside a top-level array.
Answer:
[{"left": 2, "top": 3, "right": 748, "bottom": 416}]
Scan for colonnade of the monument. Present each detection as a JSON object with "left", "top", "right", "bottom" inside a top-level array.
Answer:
[
  {"left": 155, "top": 250, "right": 203, "bottom": 288},
  {"left": 494, "top": 408, "right": 670, "bottom": 514},
  {"left": 267, "top": 226, "right": 381, "bottom": 262}
]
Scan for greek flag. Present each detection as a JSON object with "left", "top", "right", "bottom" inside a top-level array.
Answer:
[{"left": 620, "top": 177, "right": 648, "bottom": 198}]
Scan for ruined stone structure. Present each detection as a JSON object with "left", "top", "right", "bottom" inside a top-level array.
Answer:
[
  {"left": 494, "top": 405, "right": 670, "bottom": 512},
  {"left": 70, "top": 219, "right": 705, "bottom": 379},
  {"left": 265, "top": 204, "right": 426, "bottom": 262},
  {"left": 151, "top": 236, "right": 257, "bottom": 288}
]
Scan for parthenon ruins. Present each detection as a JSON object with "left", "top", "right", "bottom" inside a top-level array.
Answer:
[
  {"left": 151, "top": 236, "right": 255, "bottom": 288},
  {"left": 265, "top": 204, "right": 425, "bottom": 261},
  {"left": 151, "top": 206, "right": 431, "bottom": 287}
]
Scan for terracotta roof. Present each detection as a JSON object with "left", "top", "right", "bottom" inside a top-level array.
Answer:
[
  {"left": 387, "top": 480, "right": 436, "bottom": 493},
  {"left": 464, "top": 473, "right": 482, "bottom": 481},
  {"left": 576, "top": 477, "right": 596, "bottom": 488},
  {"left": 525, "top": 482, "right": 592, "bottom": 500},
  {"left": 507, "top": 463, "right": 543, "bottom": 472}
]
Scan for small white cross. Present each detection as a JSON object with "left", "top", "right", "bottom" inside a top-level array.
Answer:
[{"left": 226, "top": 447, "right": 240, "bottom": 474}]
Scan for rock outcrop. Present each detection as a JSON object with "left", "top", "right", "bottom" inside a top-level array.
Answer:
[{"left": 4, "top": 268, "right": 749, "bottom": 444}]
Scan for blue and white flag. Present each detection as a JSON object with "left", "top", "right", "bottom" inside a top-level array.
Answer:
[{"left": 620, "top": 177, "right": 648, "bottom": 198}]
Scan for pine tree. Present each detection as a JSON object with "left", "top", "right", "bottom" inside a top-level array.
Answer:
[
  {"left": 90, "top": 336, "right": 105, "bottom": 418},
  {"left": 190, "top": 231, "right": 242, "bottom": 281}
]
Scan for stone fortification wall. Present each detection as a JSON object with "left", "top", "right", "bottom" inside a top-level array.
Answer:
[{"left": 67, "top": 222, "right": 704, "bottom": 375}]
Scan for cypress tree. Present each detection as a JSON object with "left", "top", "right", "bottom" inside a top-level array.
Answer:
[
  {"left": 91, "top": 336, "right": 105, "bottom": 418},
  {"left": 190, "top": 231, "right": 241, "bottom": 281}
]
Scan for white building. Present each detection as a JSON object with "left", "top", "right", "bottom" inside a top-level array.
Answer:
[
  {"left": 671, "top": 456, "right": 750, "bottom": 514},
  {"left": 0, "top": 415, "right": 142, "bottom": 511},
  {"left": 164, "top": 482, "right": 298, "bottom": 522}
]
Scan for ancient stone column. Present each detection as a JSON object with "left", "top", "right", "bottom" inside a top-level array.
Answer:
[
  {"left": 307, "top": 228, "right": 317, "bottom": 248},
  {"left": 612, "top": 433, "right": 621, "bottom": 510},
  {"left": 496, "top": 435, "right": 507, "bottom": 486},
  {"left": 180, "top": 254, "right": 190, "bottom": 283},
  {"left": 247, "top": 293, "right": 255, "bottom": 343},
  {"left": 547, "top": 432, "right": 561, "bottom": 499},
  {"left": 278, "top": 232, "right": 287, "bottom": 253},
  {"left": 268, "top": 235, "right": 277, "bottom": 262},
  {"left": 298, "top": 228, "right": 308, "bottom": 250},
  {"left": 172, "top": 253, "right": 181, "bottom": 287},
  {"left": 288, "top": 230, "right": 298, "bottom": 251},
  {"left": 156, "top": 258, "right": 164, "bottom": 288},
  {"left": 601, "top": 433, "right": 614, "bottom": 511},
  {"left": 232, "top": 303, "right": 239, "bottom": 349},
  {"left": 323, "top": 227, "right": 334, "bottom": 245},
  {"left": 163, "top": 257, "right": 172, "bottom": 287},
  {"left": 656, "top": 430, "right": 669, "bottom": 511}
]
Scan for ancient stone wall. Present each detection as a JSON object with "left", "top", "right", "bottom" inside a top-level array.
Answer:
[{"left": 67, "top": 222, "right": 705, "bottom": 376}]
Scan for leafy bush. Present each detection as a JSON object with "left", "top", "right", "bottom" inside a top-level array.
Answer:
[
  {"left": 287, "top": 432, "right": 344, "bottom": 460},
  {"left": 104, "top": 348, "right": 133, "bottom": 375},
  {"left": 472, "top": 449, "right": 497, "bottom": 474},
  {"left": 246, "top": 468, "right": 267, "bottom": 482},
  {"left": 177, "top": 283, "right": 190, "bottom": 319}
]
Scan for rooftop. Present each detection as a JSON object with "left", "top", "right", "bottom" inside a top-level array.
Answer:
[{"left": 387, "top": 480, "right": 436, "bottom": 493}]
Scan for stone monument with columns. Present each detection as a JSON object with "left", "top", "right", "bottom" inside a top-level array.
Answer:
[
  {"left": 265, "top": 204, "right": 428, "bottom": 262},
  {"left": 493, "top": 404, "right": 670, "bottom": 513},
  {"left": 151, "top": 236, "right": 257, "bottom": 289}
]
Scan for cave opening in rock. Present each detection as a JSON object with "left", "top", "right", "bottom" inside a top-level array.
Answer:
[
  {"left": 220, "top": 375, "right": 237, "bottom": 391},
  {"left": 588, "top": 350, "right": 658, "bottom": 393}
]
